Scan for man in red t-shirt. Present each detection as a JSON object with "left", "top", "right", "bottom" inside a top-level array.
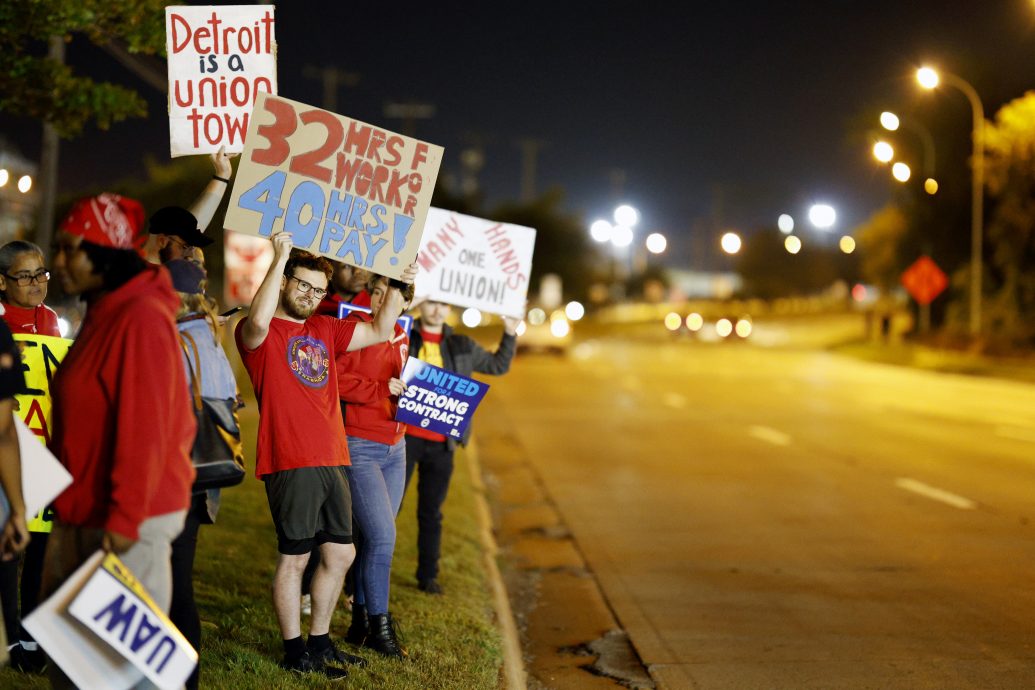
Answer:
[
  {"left": 316, "top": 261, "right": 373, "bottom": 316},
  {"left": 236, "top": 231, "right": 415, "bottom": 679}
]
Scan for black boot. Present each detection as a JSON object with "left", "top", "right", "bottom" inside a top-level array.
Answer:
[
  {"left": 345, "top": 603, "right": 368, "bottom": 646},
  {"left": 366, "top": 612, "right": 408, "bottom": 659}
]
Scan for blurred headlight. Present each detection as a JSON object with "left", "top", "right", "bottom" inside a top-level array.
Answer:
[
  {"left": 685, "top": 312, "right": 703, "bottom": 331},
  {"left": 565, "top": 301, "right": 585, "bottom": 321},
  {"left": 461, "top": 308, "right": 482, "bottom": 328},
  {"left": 528, "top": 308, "right": 547, "bottom": 326},
  {"left": 664, "top": 312, "right": 682, "bottom": 331},
  {"left": 735, "top": 318, "right": 752, "bottom": 338},
  {"left": 716, "top": 318, "right": 733, "bottom": 338}
]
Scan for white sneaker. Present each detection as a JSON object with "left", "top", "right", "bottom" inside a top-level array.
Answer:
[{"left": 301, "top": 594, "right": 312, "bottom": 616}]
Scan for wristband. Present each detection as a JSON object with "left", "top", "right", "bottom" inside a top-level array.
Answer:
[
  {"left": 388, "top": 278, "right": 408, "bottom": 291},
  {"left": 213, "top": 175, "right": 231, "bottom": 183}
]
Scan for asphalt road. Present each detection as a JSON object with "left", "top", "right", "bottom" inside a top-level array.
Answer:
[{"left": 479, "top": 335, "right": 1035, "bottom": 689}]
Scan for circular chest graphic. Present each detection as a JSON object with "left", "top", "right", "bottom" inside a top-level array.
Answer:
[{"left": 286, "top": 335, "right": 330, "bottom": 387}]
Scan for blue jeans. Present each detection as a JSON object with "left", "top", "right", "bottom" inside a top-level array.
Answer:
[{"left": 345, "top": 437, "right": 406, "bottom": 615}]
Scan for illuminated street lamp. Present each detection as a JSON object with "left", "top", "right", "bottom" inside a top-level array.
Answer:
[
  {"left": 614, "top": 204, "right": 639, "bottom": 228},
  {"left": 892, "top": 162, "right": 911, "bottom": 182},
  {"left": 917, "top": 65, "right": 985, "bottom": 336},
  {"left": 17, "top": 175, "right": 32, "bottom": 194},
  {"left": 0, "top": 169, "right": 8, "bottom": 187},
  {"left": 720, "top": 231, "right": 742, "bottom": 255},
  {"left": 880, "top": 110, "right": 937, "bottom": 195},
  {"left": 839, "top": 236, "right": 856, "bottom": 254},
  {"left": 590, "top": 219, "right": 613, "bottom": 243},
  {"left": 611, "top": 224, "right": 634, "bottom": 248},
  {"left": 645, "top": 232, "right": 667, "bottom": 254},
  {"left": 777, "top": 214, "right": 794, "bottom": 234},
  {"left": 879, "top": 111, "right": 900, "bottom": 131},
  {"left": 784, "top": 236, "right": 802, "bottom": 254},
  {"left": 808, "top": 203, "right": 836, "bottom": 230},
  {"left": 873, "top": 141, "right": 895, "bottom": 164}
]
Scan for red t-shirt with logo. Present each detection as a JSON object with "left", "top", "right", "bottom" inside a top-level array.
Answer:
[{"left": 236, "top": 315, "right": 357, "bottom": 477}]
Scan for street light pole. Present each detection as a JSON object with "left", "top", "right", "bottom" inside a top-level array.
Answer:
[{"left": 918, "top": 67, "right": 984, "bottom": 337}]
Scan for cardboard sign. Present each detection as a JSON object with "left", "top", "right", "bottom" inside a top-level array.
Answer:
[
  {"left": 414, "top": 208, "right": 535, "bottom": 318},
  {"left": 24, "top": 552, "right": 154, "bottom": 690},
  {"left": 224, "top": 92, "right": 444, "bottom": 279},
  {"left": 224, "top": 230, "right": 274, "bottom": 307},
  {"left": 396, "top": 358, "right": 488, "bottom": 439},
  {"left": 166, "top": 5, "right": 277, "bottom": 157},
  {"left": 69, "top": 553, "right": 197, "bottom": 689},
  {"left": 0, "top": 416, "right": 73, "bottom": 530},
  {"left": 336, "top": 301, "right": 413, "bottom": 338},
  {"left": 14, "top": 334, "right": 72, "bottom": 533}
]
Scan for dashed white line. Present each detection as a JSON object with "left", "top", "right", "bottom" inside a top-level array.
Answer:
[
  {"left": 748, "top": 425, "right": 791, "bottom": 447},
  {"left": 894, "top": 477, "right": 977, "bottom": 510}
]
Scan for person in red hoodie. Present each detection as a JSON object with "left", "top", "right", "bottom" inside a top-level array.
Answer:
[
  {"left": 41, "top": 193, "right": 196, "bottom": 686},
  {"left": 338, "top": 274, "right": 413, "bottom": 658},
  {"left": 0, "top": 239, "right": 60, "bottom": 673}
]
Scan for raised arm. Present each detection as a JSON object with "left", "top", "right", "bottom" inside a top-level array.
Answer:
[
  {"left": 240, "top": 232, "right": 292, "bottom": 351},
  {"left": 347, "top": 262, "right": 418, "bottom": 351},
  {"left": 0, "top": 399, "right": 28, "bottom": 560},
  {"left": 189, "top": 146, "right": 237, "bottom": 232}
]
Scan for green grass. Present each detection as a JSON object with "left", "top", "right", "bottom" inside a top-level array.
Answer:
[{"left": 2, "top": 399, "right": 504, "bottom": 689}]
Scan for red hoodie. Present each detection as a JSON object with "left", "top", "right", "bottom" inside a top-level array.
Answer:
[
  {"left": 337, "top": 312, "right": 409, "bottom": 445},
  {"left": 50, "top": 266, "right": 196, "bottom": 540}
]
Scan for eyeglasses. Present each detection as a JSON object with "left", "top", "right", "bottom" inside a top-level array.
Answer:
[
  {"left": 288, "top": 275, "right": 328, "bottom": 298},
  {"left": 167, "top": 237, "right": 192, "bottom": 252},
  {"left": 4, "top": 270, "right": 51, "bottom": 287}
]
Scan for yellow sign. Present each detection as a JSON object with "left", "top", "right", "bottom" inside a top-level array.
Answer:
[{"left": 14, "top": 334, "right": 72, "bottom": 533}]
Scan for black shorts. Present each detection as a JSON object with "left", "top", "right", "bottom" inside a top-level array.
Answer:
[{"left": 264, "top": 466, "right": 353, "bottom": 555}]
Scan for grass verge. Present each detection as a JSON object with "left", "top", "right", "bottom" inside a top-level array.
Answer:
[{"left": 2, "top": 397, "right": 504, "bottom": 689}]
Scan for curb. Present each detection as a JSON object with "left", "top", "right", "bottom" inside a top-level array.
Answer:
[{"left": 465, "top": 438, "right": 528, "bottom": 690}]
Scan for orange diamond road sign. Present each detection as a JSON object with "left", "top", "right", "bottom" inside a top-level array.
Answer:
[{"left": 901, "top": 255, "right": 948, "bottom": 306}]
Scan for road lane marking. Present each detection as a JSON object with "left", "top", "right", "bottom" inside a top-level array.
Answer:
[
  {"left": 663, "top": 392, "right": 686, "bottom": 409},
  {"left": 894, "top": 478, "right": 976, "bottom": 510},
  {"left": 995, "top": 426, "right": 1035, "bottom": 444},
  {"left": 748, "top": 425, "right": 791, "bottom": 447}
]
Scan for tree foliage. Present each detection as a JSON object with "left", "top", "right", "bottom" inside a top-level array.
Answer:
[
  {"left": 981, "top": 91, "right": 1035, "bottom": 344},
  {"left": 0, "top": 1, "right": 167, "bottom": 137},
  {"left": 853, "top": 204, "right": 910, "bottom": 291}
]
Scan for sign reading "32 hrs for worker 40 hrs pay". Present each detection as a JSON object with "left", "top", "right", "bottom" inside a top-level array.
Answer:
[{"left": 224, "top": 92, "right": 443, "bottom": 280}]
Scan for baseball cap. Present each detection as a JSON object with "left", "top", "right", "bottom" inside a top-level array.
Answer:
[{"left": 149, "top": 206, "right": 214, "bottom": 248}]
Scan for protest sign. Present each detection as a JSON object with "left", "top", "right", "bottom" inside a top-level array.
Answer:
[
  {"left": 0, "top": 416, "right": 73, "bottom": 529},
  {"left": 69, "top": 552, "right": 197, "bottom": 689},
  {"left": 336, "top": 301, "right": 413, "bottom": 337},
  {"left": 396, "top": 358, "right": 489, "bottom": 439},
  {"left": 413, "top": 208, "right": 535, "bottom": 318},
  {"left": 14, "top": 333, "right": 72, "bottom": 533},
  {"left": 166, "top": 5, "right": 277, "bottom": 157},
  {"left": 224, "top": 230, "right": 274, "bottom": 307},
  {"left": 224, "top": 92, "right": 444, "bottom": 279},
  {"left": 24, "top": 552, "right": 152, "bottom": 690}
]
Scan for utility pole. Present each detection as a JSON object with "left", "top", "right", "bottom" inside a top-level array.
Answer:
[
  {"left": 383, "top": 102, "right": 435, "bottom": 139},
  {"left": 302, "top": 65, "right": 360, "bottom": 113},
  {"left": 517, "top": 138, "right": 546, "bottom": 202}
]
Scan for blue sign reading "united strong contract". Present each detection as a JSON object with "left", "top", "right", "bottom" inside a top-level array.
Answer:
[{"left": 395, "top": 358, "right": 489, "bottom": 439}]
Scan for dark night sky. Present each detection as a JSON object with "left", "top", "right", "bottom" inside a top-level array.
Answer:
[{"left": 5, "top": 1, "right": 1035, "bottom": 266}]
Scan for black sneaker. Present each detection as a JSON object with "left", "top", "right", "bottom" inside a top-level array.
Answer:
[
  {"left": 314, "top": 642, "right": 368, "bottom": 667},
  {"left": 280, "top": 651, "right": 348, "bottom": 680},
  {"left": 418, "top": 578, "right": 443, "bottom": 595}
]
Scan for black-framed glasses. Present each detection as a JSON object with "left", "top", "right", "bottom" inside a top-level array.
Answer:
[
  {"left": 4, "top": 270, "right": 50, "bottom": 287},
  {"left": 288, "top": 275, "right": 328, "bottom": 298}
]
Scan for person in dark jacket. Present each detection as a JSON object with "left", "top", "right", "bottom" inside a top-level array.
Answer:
[{"left": 403, "top": 300, "right": 518, "bottom": 594}]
